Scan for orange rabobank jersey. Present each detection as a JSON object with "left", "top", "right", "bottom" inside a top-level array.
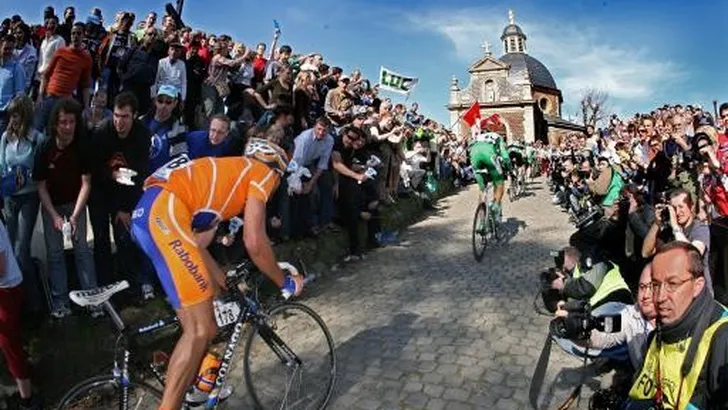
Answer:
[{"left": 143, "top": 155, "right": 279, "bottom": 228}]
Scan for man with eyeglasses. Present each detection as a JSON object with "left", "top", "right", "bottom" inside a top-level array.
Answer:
[{"left": 625, "top": 241, "right": 728, "bottom": 409}]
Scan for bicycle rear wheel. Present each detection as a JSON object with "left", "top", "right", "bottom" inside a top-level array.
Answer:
[
  {"left": 472, "top": 203, "right": 488, "bottom": 261},
  {"left": 243, "top": 302, "right": 336, "bottom": 410},
  {"left": 56, "top": 375, "right": 162, "bottom": 410}
]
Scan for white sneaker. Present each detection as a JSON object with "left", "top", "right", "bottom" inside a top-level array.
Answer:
[{"left": 142, "top": 284, "right": 155, "bottom": 301}]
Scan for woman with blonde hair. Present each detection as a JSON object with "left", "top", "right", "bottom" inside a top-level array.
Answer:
[
  {"left": 293, "top": 71, "right": 314, "bottom": 133},
  {"left": 0, "top": 95, "right": 46, "bottom": 313}
]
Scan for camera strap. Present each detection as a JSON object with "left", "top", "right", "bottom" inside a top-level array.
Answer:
[
  {"left": 528, "top": 331, "right": 553, "bottom": 409},
  {"left": 555, "top": 340, "right": 591, "bottom": 410}
]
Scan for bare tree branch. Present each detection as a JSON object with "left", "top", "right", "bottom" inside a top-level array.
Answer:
[{"left": 579, "top": 88, "right": 610, "bottom": 128}]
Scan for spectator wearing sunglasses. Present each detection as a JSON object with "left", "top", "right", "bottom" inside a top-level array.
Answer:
[{"left": 141, "top": 84, "right": 186, "bottom": 173}]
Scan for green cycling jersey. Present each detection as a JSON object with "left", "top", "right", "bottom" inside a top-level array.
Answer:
[{"left": 469, "top": 132, "right": 510, "bottom": 189}]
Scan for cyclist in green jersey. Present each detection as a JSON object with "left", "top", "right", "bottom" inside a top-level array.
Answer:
[
  {"left": 525, "top": 143, "right": 536, "bottom": 178},
  {"left": 469, "top": 117, "right": 511, "bottom": 221},
  {"left": 507, "top": 141, "right": 527, "bottom": 183}
]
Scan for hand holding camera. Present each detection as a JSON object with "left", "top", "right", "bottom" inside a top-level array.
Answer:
[{"left": 655, "top": 203, "right": 677, "bottom": 228}]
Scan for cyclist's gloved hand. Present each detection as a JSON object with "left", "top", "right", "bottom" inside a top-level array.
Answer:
[{"left": 279, "top": 262, "right": 304, "bottom": 299}]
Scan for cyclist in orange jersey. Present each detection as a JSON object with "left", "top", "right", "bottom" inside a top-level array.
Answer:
[{"left": 131, "top": 138, "right": 304, "bottom": 410}]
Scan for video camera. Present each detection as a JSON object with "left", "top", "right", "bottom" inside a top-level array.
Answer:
[{"left": 550, "top": 301, "right": 622, "bottom": 341}]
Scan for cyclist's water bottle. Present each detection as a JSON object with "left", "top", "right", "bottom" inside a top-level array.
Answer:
[{"left": 195, "top": 349, "right": 222, "bottom": 392}]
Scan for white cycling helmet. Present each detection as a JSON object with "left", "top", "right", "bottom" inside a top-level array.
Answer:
[{"left": 244, "top": 138, "right": 289, "bottom": 176}]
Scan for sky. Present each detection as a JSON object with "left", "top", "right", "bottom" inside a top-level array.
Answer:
[{"left": 3, "top": 0, "right": 727, "bottom": 126}]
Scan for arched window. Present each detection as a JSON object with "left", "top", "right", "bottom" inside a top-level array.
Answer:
[
  {"left": 484, "top": 80, "right": 496, "bottom": 102},
  {"left": 517, "top": 38, "right": 524, "bottom": 52},
  {"left": 509, "top": 38, "right": 516, "bottom": 53},
  {"left": 539, "top": 97, "right": 550, "bottom": 112}
]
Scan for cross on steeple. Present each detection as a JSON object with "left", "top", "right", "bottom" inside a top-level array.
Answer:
[
  {"left": 481, "top": 40, "right": 492, "bottom": 56},
  {"left": 508, "top": 9, "right": 516, "bottom": 25}
]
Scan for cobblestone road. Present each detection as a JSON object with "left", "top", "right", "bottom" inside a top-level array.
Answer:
[{"left": 230, "top": 179, "right": 611, "bottom": 410}]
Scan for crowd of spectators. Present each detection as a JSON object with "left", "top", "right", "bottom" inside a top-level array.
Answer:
[
  {"left": 0, "top": 2, "right": 460, "bottom": 308},
  {"left": 543, "top": 102, "right": 728, "bottom": 407},
  {"left": 0, "top": 5, "right": 461, "bottom": 407}
]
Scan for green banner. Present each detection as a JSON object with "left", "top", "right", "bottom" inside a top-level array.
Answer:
[{"left": 379, "top": 66, "right": 419, "bottom": 95}]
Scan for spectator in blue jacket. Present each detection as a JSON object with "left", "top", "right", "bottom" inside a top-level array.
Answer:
[
  {"left": 141, "top": 84, "right": 186, "bottom": 173},
  {"left": 0, "top": 34, "right": 26, "bottom": 137},
  {"left": 0, "top": 96, "right": 45, "bottom": 312},
  {"left": 185, "top": 113, "right": 235, "bottom": 159}
]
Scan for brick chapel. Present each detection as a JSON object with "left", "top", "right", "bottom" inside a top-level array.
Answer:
[{"left": 447, "top": 9, "right": 583, "bottom": 144}]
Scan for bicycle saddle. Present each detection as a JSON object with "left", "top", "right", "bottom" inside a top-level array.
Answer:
[{"left": 69, "top": 280, "right": 130, "bottom": 307}]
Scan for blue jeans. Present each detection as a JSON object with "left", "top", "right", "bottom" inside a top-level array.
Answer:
[
  {"left": 89, "top": 192, "right": 152, "bottom": 289},
  {"left": 3, "top": 193, "right": 41, "bottom": 308},
  {"left": 41, "top": 203, "right": 97, "bottom": 309},
  {"left": 291, "top": 169, "right": 334, "bottom": 236},
  {"left": 33, "top": 96, "right": 59, "bottom": 132}
]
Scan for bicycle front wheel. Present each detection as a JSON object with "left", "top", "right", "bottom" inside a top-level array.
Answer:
[
  {"left": 56, "top": 375, "right": 162, "bottom": 410},
  {"left": 472, "top": 202, "right": 488, "bottom": 261},
  {"left": 244, "top": 302, "right": 336, "bottom": 410}
]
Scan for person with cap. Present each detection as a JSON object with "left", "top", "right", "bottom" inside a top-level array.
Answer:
[
  {"left": 324, "top": 74, "right": 352, "bottom": 127},
  {"left": 98, "top": 11, "right": 134, "bottom": 105},
  {"left": 141, "top": 84, "right": 186, "bottom": 174},
  {"left": 82, "top": 12, "right": 106, "bottom": 89},
  {"left": 154, "top": 41, "right": 187, "bottom": 108}
]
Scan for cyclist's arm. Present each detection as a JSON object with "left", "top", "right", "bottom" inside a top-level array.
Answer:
[
  {"left": 498, "top": 138, "right": 511, "bottom": 168},
  {"left": 243, "top": 196, "right": 285, "bottom": 288}
]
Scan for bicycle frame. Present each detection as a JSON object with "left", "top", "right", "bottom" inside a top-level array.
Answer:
[
  {"left": 99, "top": 266, "right": 306, "bottom": 410},
  {"left": 104, "top": 298, "right": 178, "bottom": 410}
]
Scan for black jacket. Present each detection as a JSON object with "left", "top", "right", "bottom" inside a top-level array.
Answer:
[{"left": 92, "top": 118, "right": 150, "bottom": 214}]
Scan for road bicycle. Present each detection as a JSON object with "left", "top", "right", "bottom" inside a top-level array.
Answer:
[
  {"left": 56, "top": 259, "right": 337, "bottom": 410},
  {"left": 507, "top": 168, "right": 526, "bottom": 202},
  {"left": 472, "top": 169, "right": 500, "bottom": 262}
]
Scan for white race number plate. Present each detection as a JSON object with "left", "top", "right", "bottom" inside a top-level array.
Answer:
[{"left": 213, "top": 300, "right": 241, "bottom": 328}]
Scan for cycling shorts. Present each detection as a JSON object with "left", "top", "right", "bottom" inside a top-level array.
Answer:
[
  {"left": 131, "top": 186, "right": 213, "bottom": 309},
  {"left": 469, "top": 142, "right": 505, "bottom": 189},
  {"left": 509, "top": 151, "right": 525, "bottom": 168}
]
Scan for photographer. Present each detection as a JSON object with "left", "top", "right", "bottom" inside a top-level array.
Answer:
[
  {"left": 641, "top": 188, "right": 712, "bottom": 293},
  {"left": 695, "top": 133, "right": 728, "bottom": 218},
  {"left": 587, "top": 264, "right": 656, "bottom": 371},
  {"left": 550, "top": 246, "right": 632, "bottom": 310},
  {"left": 623, "top": 184, "right": 656, "bottom": 290}
]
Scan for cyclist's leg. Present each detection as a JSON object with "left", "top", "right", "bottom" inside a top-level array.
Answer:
[
  {"left": 486, "top": 159, "right": 506, "bottom": 220},
  {"left": 469, "top": 144, "right": 488, "bottom": 204},
  {"left": 131, "top": 188, "right": 218, "bottom": 409}
]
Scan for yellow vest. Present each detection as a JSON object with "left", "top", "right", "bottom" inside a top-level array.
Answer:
[
  {"left": 627, "top": 311, "right": 728, "bottom": 409},
  {"left": 572, "top": 262, "right": 630, "bottom": 307}
]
